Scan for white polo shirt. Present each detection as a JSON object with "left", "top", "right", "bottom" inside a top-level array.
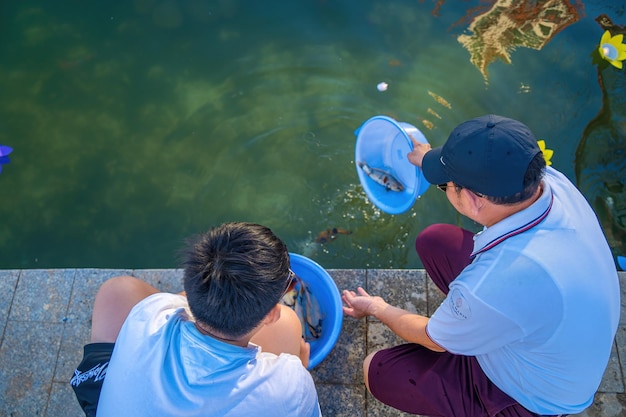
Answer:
[{"left": 427, "top": 167, "right": 620, "bottom": 415}]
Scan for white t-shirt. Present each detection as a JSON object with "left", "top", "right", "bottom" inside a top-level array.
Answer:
[
  {"left": 97, "top": 293, "right": 322, "bottom": 417},
  {"left": 427, "top": 167, "right": 620, "bottom": 415}
]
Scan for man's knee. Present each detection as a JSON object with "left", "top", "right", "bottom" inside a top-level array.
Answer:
[
  {"left": 415, "top": 224, "right": 454, "bottom": 256},
  {"left": 415, "top": 223, "right": 474, "bottom": 258}
]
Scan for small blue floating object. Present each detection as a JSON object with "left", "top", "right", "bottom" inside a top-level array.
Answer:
[
  {"left": 354, "top": 115, "right": 430, "bottom": 214},
  {"left": 288, "top": 253, "right": 342, "bottom": 370},
  {"left": 618, "top": 256, "right": 626, "bottom": 271},
  {"left": 0, "top": 145, "right": 13, "bottom": 174}
]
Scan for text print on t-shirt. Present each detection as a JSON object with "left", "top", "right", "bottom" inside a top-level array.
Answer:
[{"left": 449, "top": 288, "right": 472, "bottom": 319}]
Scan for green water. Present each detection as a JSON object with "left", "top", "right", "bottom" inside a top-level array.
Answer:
[{"left": 1, "top": 1, "right": 624, "bottom": 270}]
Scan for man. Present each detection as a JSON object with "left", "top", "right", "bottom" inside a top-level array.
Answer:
[
  {"left": 343, "top": 115, "right": 620, "bottom": 416},
  {"left": 71, "top": 222, "right": 321, "bottom": 417}
]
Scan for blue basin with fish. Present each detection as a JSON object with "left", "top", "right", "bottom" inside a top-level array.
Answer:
[
  {"left": 288, "top": 253, "right": 343, "bottom": 369},
  {"left": 355, "top": 115, "right": 430, "bottom": 214}
]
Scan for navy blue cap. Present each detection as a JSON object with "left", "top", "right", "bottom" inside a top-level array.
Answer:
[{"left": 422, "top": 115, "right": 541, "bottom": 197}]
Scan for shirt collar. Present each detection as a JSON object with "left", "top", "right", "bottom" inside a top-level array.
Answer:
[
  {"left": 182, "top": 320, "right": 259, "bottom": 355},
  {"left": 471, "top": 181, "right": 554, "bottom": 259}
]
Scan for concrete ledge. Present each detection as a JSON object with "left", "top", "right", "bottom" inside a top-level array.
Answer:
[{"left": 0, "top": 269, "right": 624, "bottom": 417}]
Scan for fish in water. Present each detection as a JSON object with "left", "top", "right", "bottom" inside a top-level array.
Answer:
[
  {"left": 316, "top": 227, "right": 352, "bottom": 244},
  {"left": 357, "top": 162, "right": 405, "bottom": 192},
  {"left": 428, "top": 90, "right": 452, "bottom": 109}
]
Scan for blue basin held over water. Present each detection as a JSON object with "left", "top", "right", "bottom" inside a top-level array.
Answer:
[{"left": 355, "top": 115, "right": 431, "bottom": 214}]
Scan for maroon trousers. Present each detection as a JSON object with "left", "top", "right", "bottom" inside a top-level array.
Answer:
[{"left": 367, "top": 224, "right": 561, "bottom": 417}]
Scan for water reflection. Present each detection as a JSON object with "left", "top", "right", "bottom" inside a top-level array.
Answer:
[
  {"left": 0, "top": 1, "right": 623, "bottom": 269},
  {"left": 457, "top": 0, "right": 583, "bottom": 82},
  {"left": 575, "top": 14, "right": 626, "bottom": 262}
]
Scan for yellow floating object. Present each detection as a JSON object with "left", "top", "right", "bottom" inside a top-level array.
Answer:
[
  {"left": 537, "top": 140, "right": 553, "bottom": 166},
  {"left": 598, "top": 30, "right": 626, "bottom": 69}
]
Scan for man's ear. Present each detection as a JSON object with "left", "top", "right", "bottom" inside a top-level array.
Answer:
[
  {"left": 262, "top": 304, "right": 282, "bottom": 326},
  {"left": 464, "top": 188, "right": 485, "bottom": 216}
]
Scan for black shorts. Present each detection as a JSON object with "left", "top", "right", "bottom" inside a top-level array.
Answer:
[{"left": 70, "top": 342, "right": 114, "bottom": 417}]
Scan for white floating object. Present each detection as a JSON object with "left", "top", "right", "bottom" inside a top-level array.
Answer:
[{"left": 377, "top": 82, "right": 388, "bottom": 92}]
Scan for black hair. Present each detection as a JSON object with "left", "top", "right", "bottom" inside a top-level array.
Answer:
[
  {"left": 181, "top": 222, "right": 290, "bottom": 338},
  {"left": 484, "top": 152, "right": 546, "bottom": 205}
]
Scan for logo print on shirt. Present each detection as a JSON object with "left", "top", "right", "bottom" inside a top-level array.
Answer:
[{"left": 449, "top": 288, "right": 471, "bottom": 319}]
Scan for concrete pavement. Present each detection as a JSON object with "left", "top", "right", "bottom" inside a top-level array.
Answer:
[{"left": 0, "top": 268, "right": 624, "bottom": 417}]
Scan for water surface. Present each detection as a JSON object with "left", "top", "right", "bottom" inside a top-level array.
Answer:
[{"left": 1, "top": 0, "right": 624, "bottom": 269}]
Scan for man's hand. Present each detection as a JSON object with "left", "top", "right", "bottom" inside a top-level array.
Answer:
[
  {"left": 343, "top": 286, "right": 446, "bottom": 352},
  {"left": 407, "top": 134, "right": 432, "bottom": 168},
  {"left": 342, "top": 287, "right": 388, "bottom": 319}
]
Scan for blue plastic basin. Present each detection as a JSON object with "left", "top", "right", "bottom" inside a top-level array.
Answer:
[{"left": 289, "top": 253, "right": 343, "bottom": 369}]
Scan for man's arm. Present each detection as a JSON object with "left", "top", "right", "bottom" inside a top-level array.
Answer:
[{"left": 342, "top": 287, "right": 445, "bottom": 352}]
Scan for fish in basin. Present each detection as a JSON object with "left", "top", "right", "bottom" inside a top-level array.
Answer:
[
  {"left": 281, "top": 273, "right": 324, "bottom": 341},
  {"left": 357, "top": 162, "right": 405, "bottom": 192}
]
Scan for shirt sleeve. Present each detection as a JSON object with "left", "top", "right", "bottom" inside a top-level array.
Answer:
[
  {"left": 294, "top": 360, "right": 322, "bottom": 417},
  {"left": 427, "top": 283, "right": 525, "bottom": 355},
  {"left": 123, "top": 293, "right": 190, "bottom": 338}
]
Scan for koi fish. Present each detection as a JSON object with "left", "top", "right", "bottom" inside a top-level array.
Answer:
[
  {"left": 427, "top": 107, "right": 442, "bottom": 119},
  {"left": 281, "top": 274, "right": 324, "bottom": 341},
  {"left": 428, "top": 90, "right": 452, "bottom": 109},
  {"left": 316, "top": 227, "right": 352, "bottom": 244},
  {"left": 357, "top": 162, "right": 405, "bottom": 192},
  {"left": 416, "top": 117, "right": 435, "bottom": 130}
]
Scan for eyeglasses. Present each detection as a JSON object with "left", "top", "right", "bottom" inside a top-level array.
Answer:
[
  {"left": 437, "top": 182, "right": 484, "bottom": 198},
  {"left": 282, "top": 269, "right": 297, "bottom": 295},
  {"left": 436, "top": 183, "right": 450, "bottom": 192}
]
